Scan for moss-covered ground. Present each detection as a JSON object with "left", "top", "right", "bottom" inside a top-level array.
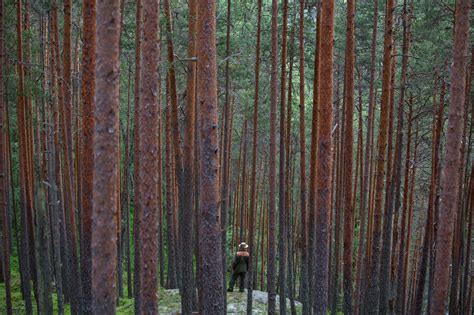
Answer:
[{"left": 0, "top": 258, "right": 301, "bottom": 314}]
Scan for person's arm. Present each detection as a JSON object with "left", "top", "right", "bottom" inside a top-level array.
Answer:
[{"left": 231, "top": 255, "right": 237, "bottom": 270}]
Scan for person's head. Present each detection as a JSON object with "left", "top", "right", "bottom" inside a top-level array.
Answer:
[{"left": 238, "top": 242, "right": 249, "bottom": 251}]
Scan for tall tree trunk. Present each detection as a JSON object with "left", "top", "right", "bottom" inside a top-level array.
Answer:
[
  {"left": 313, "top": 0, "right": 335, "bottom": 313},
  {"left": 267, "top": 0, "right": 279, "bottom": 312},
  {"left": 163, "top": 0, "right": 184, "bottom": 287},
  {"left": 80, "top": 1, "right": 96, "bottom": 312},
  {"left": 366, "top": 0, "right": 395, "bottom": 312},
  {"left": 133, "top": 0, "right": 142, "bottom": 309},
  {"left": 342, "top": 0, "right": 355, "bottom": 313},
  {"left": 278, "top": 0, "right": 289, "bottom": 311},
  {"left": 51, "top": 0, "right": 81, "bottom": 310},
  {"left": 430, "top": 0, "right": 471, "bottom": 313},
  {"left": 390, "top": 2, "right": 411, "bottom": 311},
  {"left": 0, "top": 0, "right": 11, "bottom": 311},
  {"left": 378, "top": 36, "right": 397, "bottom": 314},
  {"left": 15, "top": 0, "right": 33, "bottom": 312},
  {"left": 91, "top": 0, "right": 121, "bottom": 312},
  {"left": 221, "top": 0, "right": 232, "bottom": 308},
  {"left": 297, "top": 0, "right": 309, "bottom": 311},
  {"left": 181, "top": 0, "right": 197, "bottom": 312},
  {"left": 165, "top": 81, "right": 178, "bottom": 289},
  {"left": 121, "top": 60, "right": 133, "bottom": 298},
  {"left": 412, "top": 80, "right": 443, "bottom": 314},
  {"left": 354, "top": 0, "right": 378, "bottom": 312},
  {"left": 136, "top": 0, "right": 160, "bottom": 311},
  {"left": 48, "top": 11, "right": 64, "bottom": 313},
  {"left": 396, "top": 94, "right": 414, "bottom": 314},
  {"left": 246, "top": 1, "right": 262, "bottom": 312},
  {"left": 197, "top": 0, "right": 224, "bottom": 311},
  {"left": 460, "top": 50, "right": 473, "bottom": 315},
  {"left": 308, "top": 5, "right": 321, "bottom": 311}
]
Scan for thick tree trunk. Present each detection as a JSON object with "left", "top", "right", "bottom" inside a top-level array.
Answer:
[
  {"left": 91, "top": 0, "right": 121, "bottom": 312},
  {"left": 132, "top": 0, "right": 142, "bottom": 309},
  {"left": 136, "top": 1, "right": 160, "bottom": 311},
  {"left": 313, "top": 0, "right": 335, "bottom": 313},
  {"left": 431, "top": 0, "right": 471, "bottom": 313},
  {"left": 181, "top": 0, "right": 197, "bottom": 312},
  {"left": 197, "top": 0, "right": 225, "bottom": 311},
  {"left": 80, "top": 1, "right": 96, "bottom": 312}
]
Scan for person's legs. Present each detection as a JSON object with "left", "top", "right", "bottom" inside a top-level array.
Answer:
[
  {"left": 228, "top": 272, "right": 238, "bottom": 292},
  {"left": 239, "top": 272, "right": 246, "bottom": 292}
]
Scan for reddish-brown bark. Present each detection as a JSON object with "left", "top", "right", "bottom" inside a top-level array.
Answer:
[
  {"left": 136, "top": 0, "right": 160, "bottom": 311},
  {"left": 342, "top": 0, "right": 355, "bottom": 312},
  {"left": 181, "top": 0, "right": 197, "bottom": 312},
  {"left": 63, "top": 0, "right": 73, "bottom": 153},
  {"left": 366, "top": 0, "right": 395, "bottom": 311},
  {"left": 308, "top": 5, "right": 321, "bottom": 310},
  {"left": 197, "top": 0, "right": 225, "bottom": 311},
  {"left": 431, "top": 0, "right": 472, "bottom": 313},
  {"left": 15, "top": 0, "right": 33, "bottom": 312},
  {"left": 247, "top": 0, "right": 262, "bottom": 312},
  {"left": 133, "top": 0, "right": 142, "bottom": 308},
  {"left": 221, "top": 0, "right": 232, "bottom": 307},
  {"left": 396, "top": 95, "right": 414, "bottom": 313},
  {"left": 354, "top": 1, "right": 378, "bottom": 312},
  {"left": 91, "top": 0, "right": 121, "bottom": 312},
  {"left": 314, "top": 0, "right": 335, "bottom": 313},
  {"left": 413, "top": 81, "right": 444, "bottom": 314},
  {"left": 0, "top": 0, "right": 11, "bottom": 311},
  {"left": 379, "top": 41, "right": 397, "bottom": 314},
  {"left": 391, "top": 3, "right": 411, "bottom": 312},
  {"left": 80, "top": 1, "right": 96, "bottom": 312}
]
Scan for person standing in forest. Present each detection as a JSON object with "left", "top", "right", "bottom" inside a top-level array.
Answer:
[{"left": 228, "top": 242, "right": 250, "bottom": 292}]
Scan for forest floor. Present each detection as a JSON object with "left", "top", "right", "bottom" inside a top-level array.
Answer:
[{"left": 0, "top": 257, "right": 302, "bottom": 314}]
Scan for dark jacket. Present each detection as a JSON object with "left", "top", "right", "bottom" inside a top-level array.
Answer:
[{"left": 232, "top": 251, "right": 249, "bottom": 273}]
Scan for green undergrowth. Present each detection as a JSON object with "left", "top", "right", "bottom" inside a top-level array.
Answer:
[{"left": 1, "top": 259, "right": 301, "bottom": 314}]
